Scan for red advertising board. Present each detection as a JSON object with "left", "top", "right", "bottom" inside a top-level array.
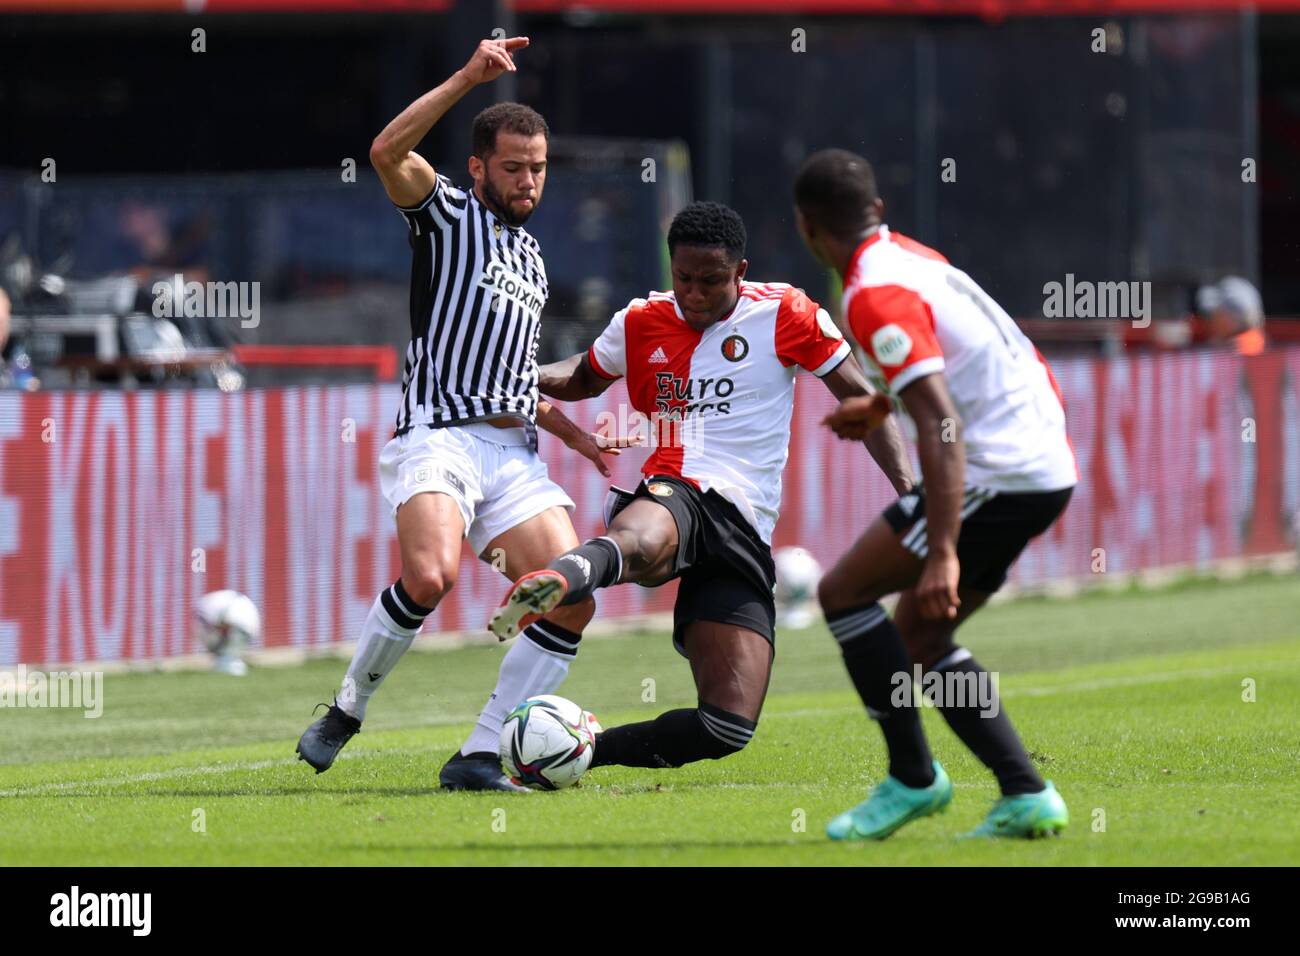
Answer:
[{"left": 1, "top": 346, "right": 1296, "bottom": 665}]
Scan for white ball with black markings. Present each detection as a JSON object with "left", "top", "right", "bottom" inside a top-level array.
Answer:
[{"left": 499, "top": 695, "right": 598, "bottom": 790}]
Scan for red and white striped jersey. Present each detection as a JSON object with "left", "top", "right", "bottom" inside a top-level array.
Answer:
[
  {"left": 843, "top": 225, "right": 1077, "bottom": 492},
  {"left": 588, "top": 280, "right": 851, "bottom": 543}
]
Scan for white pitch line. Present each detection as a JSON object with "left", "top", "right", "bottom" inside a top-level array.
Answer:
[
  {"left": 0, "top": 744, "right": 436, "bottom": 798},
  {"left": 0, "top": 756, "right": 298, "bottom": 798}
]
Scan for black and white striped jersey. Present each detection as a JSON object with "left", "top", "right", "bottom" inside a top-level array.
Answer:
[{"left": 393, "top": 172, "right": 548, "bottom": 435}]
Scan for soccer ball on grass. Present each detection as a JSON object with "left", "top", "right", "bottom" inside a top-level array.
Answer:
[{"left": 499, "top": 695, "right": 600, "bottom": 790}]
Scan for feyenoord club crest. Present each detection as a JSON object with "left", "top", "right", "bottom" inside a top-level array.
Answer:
[
  {"left": 647, "top": 482, "right": 674, "bottom": 497},
  {"left": 721, "top": 334, "right": 748, "bottom": 362}
]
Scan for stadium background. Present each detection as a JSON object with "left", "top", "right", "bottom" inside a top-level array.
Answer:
[{"left": 0, "top": 0, "right": 1297, "bottom": 665}]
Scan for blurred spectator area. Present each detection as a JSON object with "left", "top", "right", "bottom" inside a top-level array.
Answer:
[{"left": 0, "top": 138, "right": 690, "bottom": 374}]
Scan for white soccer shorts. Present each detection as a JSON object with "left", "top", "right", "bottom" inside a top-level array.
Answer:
[{"left": 379, "top": 422, "right": 575, "bottom": 556}]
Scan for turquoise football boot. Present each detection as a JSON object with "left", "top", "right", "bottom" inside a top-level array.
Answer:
[
  {"left": 963, "top": 781, "right": 1069, "bottom": 839},
  {"left": 827, "top": 761, "right": 953, "bottom": 841}
]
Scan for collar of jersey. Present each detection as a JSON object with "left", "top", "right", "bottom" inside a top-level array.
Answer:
[
  {"left": 852, "top": 224, "right": 889, "bottom": 261},
  {"left": 670, "top": 294, "right": 741, "bottom": 329},
  {"left": 845, "top": 224, "right": 889, "bottom": 286}
]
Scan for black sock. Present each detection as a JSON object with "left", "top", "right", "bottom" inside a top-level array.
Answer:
[
  {"left": 589, "top": 704, "right": 755, "bottom": 768},
  {"left": 930, "top": 650, "right": 1044, "bottom": 796},
  {"left": 828, "top": 602, "right": 935, "bottom": 788},
  {"left": 549, "top": 537, "right": 623, "bottom": 606}
]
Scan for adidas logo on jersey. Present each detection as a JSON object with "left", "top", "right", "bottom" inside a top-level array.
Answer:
[{"left": 648, "top": 347, "right": 668, "bottom": 364}]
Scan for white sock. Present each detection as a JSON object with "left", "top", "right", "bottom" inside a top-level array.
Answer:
[
  {"left": 339, "top": 588, "right": 426, "bottom": 721},
  {"left": 461, "top": 629, "right": 576, "bottom": 756}
]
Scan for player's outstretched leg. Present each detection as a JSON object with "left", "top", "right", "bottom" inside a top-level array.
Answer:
[
  {"left": 297, "top": 492, "right": 461, "bottom": 774},
  {"left": 488, "top": 536, "right": 621, "bottom": 640},
  {"left": 589, "top": 621, "right": 769, "bottom": 770},
  {"left": 490, "top": 497, "right": 679, "bottom": 640}
]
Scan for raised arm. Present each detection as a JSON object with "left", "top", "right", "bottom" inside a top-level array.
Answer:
[
  {"left": 369, "top": 37, "right": 529, "bottom": 207},
  {"left": 820, "top": 354, "right": 915, "bottom": 495}
]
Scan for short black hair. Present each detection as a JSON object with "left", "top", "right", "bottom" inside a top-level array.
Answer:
[
  {"left": 666, "top": 201, "right": 747, "bottom": 261},
  {"left": 472, "top": 102, "right": 549, "bottom": 160},
  {"left": 793, "top": 149, "right": 879, "bottom": 241}
]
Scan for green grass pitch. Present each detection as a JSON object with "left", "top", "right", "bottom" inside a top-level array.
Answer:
[{"left": 2, "top": 573, "right": 1297, "bottom": 866}]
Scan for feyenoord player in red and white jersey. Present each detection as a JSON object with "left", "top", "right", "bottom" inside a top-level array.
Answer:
[
  {"left": 490, "top": 202, "right": 914, "bottom": 771},
  {"left": 793, "top": 149, "right": 1078, "bottom": 840}
]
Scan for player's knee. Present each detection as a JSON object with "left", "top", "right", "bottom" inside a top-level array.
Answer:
[
  {"left": 401, "top": 564, "right": 455, "bottom": 608},
  {"left": 694, "top": 702, "right": 757, "bottom": 759},
  {"left": 817, "top": 572, "right": 850, "bottom": 615},
  {"left": 619, "top": 527, "right": 671, "bottom": 578}
]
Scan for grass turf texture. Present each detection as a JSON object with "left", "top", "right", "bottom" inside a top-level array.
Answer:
[{"left": 2, "top": 572, "right": 1297, "bottom": 866}]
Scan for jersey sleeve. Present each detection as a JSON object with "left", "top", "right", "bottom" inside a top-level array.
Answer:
[
  {"left": 773, "top": 286, "right": 851, "bottom": 377},
  {"left": 845, "top": 284, "right": 945, "bottom": 393},
  {"left": 395, "top": 172, "right": 469, "bottom": 238},
  {"left": 588, "top": 301, "right": 637, "bottom": 380}
]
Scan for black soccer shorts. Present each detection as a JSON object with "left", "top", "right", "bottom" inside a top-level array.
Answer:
[
  {"left": 625, "top": 475, "right": 777, "bottom": 658},
  {"left": 882, "top": 484, "right": 1074, "bottom": 593}
]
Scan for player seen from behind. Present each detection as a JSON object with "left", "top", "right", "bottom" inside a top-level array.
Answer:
[{"left": 794, "top": 148, "right": 1078, "bottom": 840}]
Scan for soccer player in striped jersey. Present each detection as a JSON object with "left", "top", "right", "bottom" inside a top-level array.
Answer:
[
  {"left": 793, "top": 149, "right": 1078, "bottom": 840},
  {"left": 296, "top": 37, "right": 633, "bottom": 791},
  {"left": 487, "top": 202, "right": 916, "bottom": 773}
]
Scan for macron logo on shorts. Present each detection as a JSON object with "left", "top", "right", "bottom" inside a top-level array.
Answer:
[
  {"left": 409, "top": 465, "right": 465, "bottom": 496},
  {"left": 871, "top": 324, "right": 913, "bottom": 367}
]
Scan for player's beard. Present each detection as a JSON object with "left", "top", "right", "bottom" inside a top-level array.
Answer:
[{"left": 482, "top": 179, "right": 535, "bottom": 227}]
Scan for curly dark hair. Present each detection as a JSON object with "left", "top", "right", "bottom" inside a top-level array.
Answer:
[
  {"left": 666, "top": 201, "right": 747, "bottom": 262},
  {"left": 793, "top": 149, "right": 879, "bottom": 241},
  {"left": 472, "top": 102, "right": 549, "bottom": 159}
]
